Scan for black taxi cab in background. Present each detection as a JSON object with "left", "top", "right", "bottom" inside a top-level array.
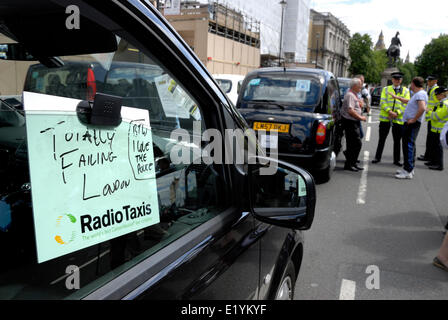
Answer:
[
  {"left": 371, "top": 86, "right": 383, "bottom": 106},
  {"left": 337, "top": 77, "right": 351, "bottom": 99},
  {"left": 237, "top": 68, "right": 342, "bottom": 183},
  {"left": 0, "top": 0, "right": 316, "bottom": 300}
]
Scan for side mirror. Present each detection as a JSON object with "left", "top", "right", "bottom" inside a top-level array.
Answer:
[{"left": 248, "top": 157, "right": 316, "bottom": 230}]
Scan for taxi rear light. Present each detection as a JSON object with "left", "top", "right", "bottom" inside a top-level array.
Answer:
[{"left": 316, "top": 122, "right": 326, "bottom": 145}]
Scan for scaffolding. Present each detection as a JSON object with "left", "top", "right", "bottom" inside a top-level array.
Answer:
[{"left": 163, "top": 1, "right": 260, "bottom": 48}]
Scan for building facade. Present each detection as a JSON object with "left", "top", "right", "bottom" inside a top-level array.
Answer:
[
  {"left": 307, "top": 9, "right": 350, "bottom": 77},
  {"left": 164, "top": 1, "right": 261, "bottom": 75},
  {"left": 194, "top": 0, "right": 311, "bottom": 67}
]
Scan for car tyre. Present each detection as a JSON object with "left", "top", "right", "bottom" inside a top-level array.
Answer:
[
  {"left": 275, "top": 260, "right": 296, "bottom": 300},
  {"left": 315, "top": 151, "right": 335, "bottom": 184}
]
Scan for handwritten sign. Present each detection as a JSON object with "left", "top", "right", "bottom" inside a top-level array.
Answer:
[{"left": 24, "top": 92, "right": 159, "bottom": 263}]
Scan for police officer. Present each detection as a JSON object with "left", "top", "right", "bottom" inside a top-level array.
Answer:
[
  {"left": 418, "top": 75, "right": 439, "bottom": 161},
  {"left": 425, "top": 87, "right": 448, "bottom": 170},
  {"left": 372, "top": 72, "right": 410, "bottom": 165}
]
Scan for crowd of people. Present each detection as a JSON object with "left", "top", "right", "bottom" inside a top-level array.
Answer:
[{"left": 339, "top": 73, "right": 448, "bottom": 272}]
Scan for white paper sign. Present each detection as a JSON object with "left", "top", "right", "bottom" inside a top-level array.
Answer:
[{"left": 24, "top": 92, "right": 160, "bottom": 263}]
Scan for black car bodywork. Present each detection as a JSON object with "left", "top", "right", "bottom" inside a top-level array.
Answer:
[
  {"left": 0, "top": 0, "right": 316, "bottom": 300},
  {"left": 237, "top": 68, "right": 342, "bottom": 183},
  {"left": 371, "top": 86, "right": 383, "bottom": 106}
]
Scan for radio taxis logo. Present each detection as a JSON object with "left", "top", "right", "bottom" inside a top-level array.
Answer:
[{"left": 54, "top": 214, "right": 77, "bottom": 245}]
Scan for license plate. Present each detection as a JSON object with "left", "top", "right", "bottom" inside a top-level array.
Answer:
[{"left": 253, "top": 122, "right": 290, "bottom": 133}]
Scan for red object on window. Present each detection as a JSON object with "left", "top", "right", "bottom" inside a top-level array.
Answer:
[
  {"left": 86, "top": 67, "right": 97, "bottom": 101},
  {"left": 316, "top": 122, "right": 326, "bottom": 145}
]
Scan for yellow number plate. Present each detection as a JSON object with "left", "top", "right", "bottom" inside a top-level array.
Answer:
[{"left": 253, "top": 122, "right": 290, "bottom": 133}]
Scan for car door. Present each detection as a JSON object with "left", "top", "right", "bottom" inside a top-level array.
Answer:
[{"left": 0, "top": 0, "right": 260, "bottom": 300}]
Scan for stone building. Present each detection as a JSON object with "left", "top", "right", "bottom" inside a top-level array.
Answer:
[{"left": 307, "top": 9, "right": 350, "bottom": 77}]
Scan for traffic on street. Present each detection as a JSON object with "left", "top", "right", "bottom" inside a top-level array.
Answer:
[{"left": 295, "top": 107, "right": 448, "bottom": 300}]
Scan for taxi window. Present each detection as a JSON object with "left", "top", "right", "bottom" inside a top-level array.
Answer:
[{"left": 0, "top": 13, "right": 225, "bottom": 298}]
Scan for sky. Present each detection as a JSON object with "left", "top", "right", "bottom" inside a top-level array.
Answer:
[{"left": 310, "top": 0, "right": 448, "bottom": 63}]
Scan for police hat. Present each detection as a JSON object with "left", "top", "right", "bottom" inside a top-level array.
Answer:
[
  {"left": 391, "top": 72, "right": 404, "bottom": 79},
  {"left": 434, "top": 87, "right": 448, "bottom": 95},
  {"left": 426, "top": 75, "right": 438, "bottom": 81}
]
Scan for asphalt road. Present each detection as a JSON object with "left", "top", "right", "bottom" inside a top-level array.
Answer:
[{"left": 294, "top": 107, "right": 448, "bottom": 300}]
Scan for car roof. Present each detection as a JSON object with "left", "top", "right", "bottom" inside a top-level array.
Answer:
[
  {"left": 246, "top": 67, "right": 334, "bottom": 79},
  {"left": 213, "top": 74, "right": 245, "bottom": 81}
]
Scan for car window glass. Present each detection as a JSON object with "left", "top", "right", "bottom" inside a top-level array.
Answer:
[
  {"left": 326, "top": 79, "right": 340, "bottom": 114},
  {"left": 215, "top": 79, "right": 232, "bottom": 93},
  {"left": 0, "top": 15, "right": 226, "bottom": 299},
  {"left": 241, "top": 75, "right": 321, "bottom": 106}
]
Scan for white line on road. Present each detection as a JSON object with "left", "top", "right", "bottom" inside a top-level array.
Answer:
[
  {"left": 339, "top": 279, "right": 356, "bottom": 300},
  {"left": 365, "top": 126, "right": 371, "bottom": 142},
  {"left": 357, "top": 151, "right": 370, "bottom": 205}
]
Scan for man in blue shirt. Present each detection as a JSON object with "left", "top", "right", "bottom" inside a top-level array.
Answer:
[{"left": 388, "top": 77, "right": 427, "bottom": 179}]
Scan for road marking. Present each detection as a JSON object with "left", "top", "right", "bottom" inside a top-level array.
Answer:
[
  {"left": 365, "top": 126, "right": 371, "bottom": 142},
  {"left": 339, "top": 279, "right": 356, "bottom": 300},
  {"left": 357, "top": 151, "right": 369, "bottom": 205}
]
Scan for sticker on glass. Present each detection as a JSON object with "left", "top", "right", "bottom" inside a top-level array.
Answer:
[{"left": 296, "top": 80, "right": 311, "bottom": 92}]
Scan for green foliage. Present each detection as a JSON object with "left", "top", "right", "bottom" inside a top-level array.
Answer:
[
  {"left": 370, "top": 49, "right": 388, "bottom": 84},
  {"left": 348, "top": 33, "right": 388, "bottom": 84},
  {"left": 398, "top": 62, "right": 417, "bottom": 86},
  {"left": 348, "top": 33, "right": 373, "bottom": 78},
  {"left": 415, "top": 34, "right": 448, "bottom": 86}
]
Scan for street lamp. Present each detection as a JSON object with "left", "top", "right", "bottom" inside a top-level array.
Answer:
[
  {"left": 315, "top": 32, "right": 320, "bottom": 68},
  {"left": 278, "top": 0, "right": 287, "bottom": 67}
]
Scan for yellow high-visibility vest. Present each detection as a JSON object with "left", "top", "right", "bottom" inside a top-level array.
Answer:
[{"left": 379, "top": 85, "right": 410, "bottom": 125}]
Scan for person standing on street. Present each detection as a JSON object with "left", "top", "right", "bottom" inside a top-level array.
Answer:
[
  {"left": 417, "top": 75, "right": 439, "bottom": 161},
  {"left": 389, "top": 77, "right": 427, "bottom": 179},
  {"left": 362, "top": 83, "right": 371, "bottom": 115},
  {"left": 340, "top": 78, "right": 367, "bottom": 172},
  {"left": 371, "top": 72, "right": 410, "bottom": 166},
  {"left": 424, "top": 87, "right": 448, "bottom": 170},
  {"left": 433, "top": 114, "right": 448, "bottom": 272}
]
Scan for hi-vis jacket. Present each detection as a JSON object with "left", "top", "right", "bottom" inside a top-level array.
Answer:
[
  {"left": 425, "top": 85, "right": 439, "bottom": 122},
  {"left": 428, "top": 98, "right": 448, "bottom": 133},
  {"left": 379, "top": 85, "right": 410, "bottom": 125}
]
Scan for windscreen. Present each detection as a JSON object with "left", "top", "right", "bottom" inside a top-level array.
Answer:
[{"left": 241, "top": 74, "right": 321, "bottom": 106}]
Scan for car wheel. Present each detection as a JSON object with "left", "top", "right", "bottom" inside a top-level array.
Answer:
[
  {"left": 315, "top": 151, "right": 335, "bottom": 184},
  {"left": 275, "top": 260, "right": 296, "bottom": 300}
]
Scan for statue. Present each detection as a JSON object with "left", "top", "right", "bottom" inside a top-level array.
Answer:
[{"left": 387, "top": 31, "right": 402, "bottom": 67}]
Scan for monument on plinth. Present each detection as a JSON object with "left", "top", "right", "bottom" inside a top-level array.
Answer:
[{"left": 381, "top": 31, "right": 402, "bottom": 87}]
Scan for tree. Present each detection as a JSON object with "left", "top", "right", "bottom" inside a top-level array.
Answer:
[
  {"left": 398, "top": 62, "right": 417, "bottom": 86},
  {"left": 415, "top": 34, "right": 448, "bottom": 86},
  {"left": 348, "top": 33, "right": 373, "bottom": 78},
  {"left": 370, "top": 49, "right": 388, "bottom": 84},
  {"left": 348, "top": 33, "right": 387, "bottom": 84}
]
